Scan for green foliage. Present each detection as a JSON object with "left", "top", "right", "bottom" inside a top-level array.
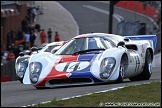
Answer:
[{"left": 32, "top": 81, "right": 161, "bottom": 107}]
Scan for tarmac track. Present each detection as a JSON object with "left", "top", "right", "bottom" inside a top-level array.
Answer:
[
  {"left": 1, "top": 67, "right": 161, "bottom": 107},
  {"left": 1, "top": 1, "right": 161, "bottom": 107}
]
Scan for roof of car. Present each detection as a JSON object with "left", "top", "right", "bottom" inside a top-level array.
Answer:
[
  {"left": 46, "top": 41, "right": 67, "bottom": 47},
  {"left": 73, "top": 33, "right": 123, "bottom": 38}
]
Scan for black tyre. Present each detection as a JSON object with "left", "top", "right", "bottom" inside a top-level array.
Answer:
[
  {"left": 115, "top": 60, "right": 125, "bottom": 83},
  {"left": 35, "top": 87, "right": 49, "bottom": 90},
  {"left": 19, "top": 79, "right": 23, "bottom": 83},
  {"left": 16, "top": 76, "right": 23, "bottom": 83},
  {"left": 129, "top": 49, "right": 152, "bottom": 81}
]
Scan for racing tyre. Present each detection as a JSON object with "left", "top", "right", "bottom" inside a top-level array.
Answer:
[
  {"left": 19, "top": 79, "right": 23, "bottom": 83},
  {"left": 16, "top": 76, "right": 23, "bottom": 83},
  {"left": 129, "top": 49, "right": 152, "bottom": 81},
  {"left": 115, "top": 60, "right": 125, "bottom": 83}
]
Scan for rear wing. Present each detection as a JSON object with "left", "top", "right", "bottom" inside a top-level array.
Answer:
[{"left": 124, "top": 35, "right": 157, "bottom": 52}]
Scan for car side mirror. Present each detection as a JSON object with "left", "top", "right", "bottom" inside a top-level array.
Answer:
[
  {"left": 37, "top": 47, "right": 42, "bottom": 50},
  {"left": 19, "top": 52, "right": 24, "bottom": 56},
  {"left": 24, "top": 50, "right": 31, "bottom": 55},
  {"left": 117, "top": 41, "right": 125, "bottom": 47},
  {"left": 31, "top": 47, "right": 39, "bottom": 53}
]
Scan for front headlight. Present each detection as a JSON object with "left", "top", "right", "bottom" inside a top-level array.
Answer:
[
  {"left": 18, "top": 62, "right": 26, "bottom": 72},
  {"left": 17, "top": 62, "right": 28, "bottom": 78},
  {"left": 29, "top": 62, "right": 42, "bottom": 84},
  {"left": 100, "top": 57, "right": 116, "bottom": 79},
  {"left": 31, "top": 62, "right": 41, "bottom": 73}
]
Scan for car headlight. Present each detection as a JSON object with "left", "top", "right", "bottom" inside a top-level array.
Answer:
[
  {"left": 17, "top": 62, "right": 28, "bottom": 78},
  {"left": 31, "top": 62, "right": 41, "bottom": 73},
  {"left": 100, "top": 57, "right": 116, "bottom": 79},
  {"left": 18, "top": 62, "right": 26, "bottom": 72},
  {"left": 29, "top": 62, "right": 42, "bottom": 84}
]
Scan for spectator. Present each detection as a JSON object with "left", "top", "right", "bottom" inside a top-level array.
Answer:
[
  {"left": 30, "top": 30, "right": 36, "bottom": 48},
  {"left": 27, "top": 7, "right": 32, "bottom": 17},
  {"left": 6, "top": 29, "right": 16, "bottom": 51},
  {"left": 40, "top": 29, "right": 47, "bottom": 44},
  {"left": 10, "top": 29, "right": 16, "bottom": 43},
  {"left": 35, "top": 23, "right": 41, "bottom": 32},
  {"left": 25, "top": 15, "right": 31, "bottom": 24},
  {"left": 6, "top": 43, "right": 16, "bottom": 61},
  {"left": 13, "top": 45, "right": 21, "bottom": 59},
  {"left": 6, "top": 50, "right": 15, "bottom": 61},
  {"left": 31, "top": 7, "right": 37, "bottom": 23},
  {"left": 21, "top": 18, "right": 28, "bottom": 33},
  {"left": 54, "top": 31, "right": 60, "bottom": 42},
  {"left": 36, "top": 5, "right": 40, "bottom": 15},
  {"left": 24, "top": 31, "right": 31, "bottom": 48},
  {"left": 16, "top": 29, "right": 24, "bottom": 40},
  {"left": 47, "top": 28, "right": 52, "bottom": 43}
]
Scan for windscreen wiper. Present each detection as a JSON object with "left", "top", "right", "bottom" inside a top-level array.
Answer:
[{"left": 73, "top": 48, "right": 105, "bottom": 54}]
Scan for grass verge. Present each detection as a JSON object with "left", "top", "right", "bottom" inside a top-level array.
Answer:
[{"left": 31, "top": 81, "right": 161, "bottom": 107}]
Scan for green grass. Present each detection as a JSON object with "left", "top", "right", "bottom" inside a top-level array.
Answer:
[{"left": 31, "top": 81, "right": 161, "bottom": 107}]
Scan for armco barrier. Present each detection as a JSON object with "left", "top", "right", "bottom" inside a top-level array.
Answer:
[{"left": 115, "top": 1, "right": 158, "bottom": 19}]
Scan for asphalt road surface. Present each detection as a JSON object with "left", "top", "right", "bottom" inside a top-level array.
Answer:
[
  {"left": 1, "top": 1, "right": 161, "bottom": 107},
  {"left": 1, "top": 67, "right": 161, "bottom": 107},
  {"left": 57, "top": 1, "right": 155, "bottom": 34}
]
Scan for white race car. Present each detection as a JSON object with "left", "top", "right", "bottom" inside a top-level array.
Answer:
[
  {"left": 22, "top": 33, "right": 157, "bottom": 89},
  {"left": 15, "top": 41, "right": 66, "bottom": 83}
]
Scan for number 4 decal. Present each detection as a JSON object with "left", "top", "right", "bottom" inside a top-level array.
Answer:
[
  {"left": 63, "top": 62, "right": 81, "bottom": 72},
  {"left": 69, "top": 62, "right": 80, "bottom": 71}
]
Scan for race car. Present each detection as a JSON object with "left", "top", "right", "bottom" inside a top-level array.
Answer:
[
  {"left": 15, "top": 41, "right": 66, "bottom": 83},
  {"left": 22, "top": 33, "right": 157, "bottom": 89}
]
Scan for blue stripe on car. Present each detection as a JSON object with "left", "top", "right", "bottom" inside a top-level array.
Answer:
[{"left": 69, "top": 54, "right": 103, "bottom": 82}]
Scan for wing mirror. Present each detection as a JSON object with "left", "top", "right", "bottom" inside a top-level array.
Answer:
[
  {"left": 31, "top": 47, "right": 39, "bottom": 53},
  {"left": 117, "top": 41, "right": 125, "bottom": 47},
  {"left": 19, "top": 52, "right": 24, "bottom": 56},
  {"left": 24, "top": 50, "right": 31, "bottom": 55}
]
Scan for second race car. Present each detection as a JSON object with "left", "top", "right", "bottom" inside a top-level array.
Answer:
[{"left": 15, "top": 41, "right": 66, "bottom": 83}]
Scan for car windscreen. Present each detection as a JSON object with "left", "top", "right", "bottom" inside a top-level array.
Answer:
[{"left": 54, "top": 37, "right": 111, "bottom": 55}]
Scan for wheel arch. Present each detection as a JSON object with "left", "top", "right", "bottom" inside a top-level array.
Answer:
[
  {"left": 121, "top": 53, "right": 129, "bottom": 68},
  {"left": 114, "top": 52, "right": 129, "bottom": 83}
]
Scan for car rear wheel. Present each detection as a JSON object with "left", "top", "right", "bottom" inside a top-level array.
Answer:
[{"left": 129, "top": 49, "right": 152, "bottom": 81}]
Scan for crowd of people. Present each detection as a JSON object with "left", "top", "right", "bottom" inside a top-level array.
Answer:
[{"left": 1, "top": 6, "right": 61, "bottom": 62}]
